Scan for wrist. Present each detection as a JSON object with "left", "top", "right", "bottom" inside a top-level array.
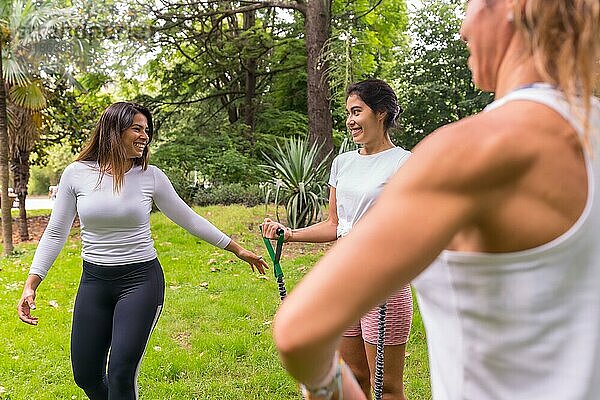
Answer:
[
  {"left": 25, "top": 274, "right": 42, "bottom": 290},
  {"left": 225, "top": 240, "right": 242, "bottom": 256},
  {"left": 285, "top": 227, "right": 294, "bottom": 242},
  {"left": 300, "top": 352, "right": 342, "bottom": 399}
]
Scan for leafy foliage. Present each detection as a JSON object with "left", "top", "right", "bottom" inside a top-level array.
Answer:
[
  {"left": 261, "top": 137, "right": 330, "bottom": 229},
  {"left": 28, "top": 141, "right": 74, "bottom": 194},
  {"left": 151, "top": 122, "right": 262, "bottom": 193},
  {"left": 35, "top": 74, "right": 113, "bottom": 161},
  {"left": 327, "top": 0, "right": 409, "bottom": 133},
  {"left": 192, "top": 183, "right": 263, "bottom": 207},
  {"left": 328, "top": 0, "right": 409, "bottom": 96},
  {"left": 393, "top": 0, "right": 493, "bottom": 149}
]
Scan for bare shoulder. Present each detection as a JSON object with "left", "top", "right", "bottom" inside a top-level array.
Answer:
[{"left": 397, "top": 102, "right": 568, "bottom": 195}]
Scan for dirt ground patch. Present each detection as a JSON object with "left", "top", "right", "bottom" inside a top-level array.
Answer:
[
  {"left": 6, "top": 216, "right": 81, "bottom": 244},
  {"left": 275, "top": 240, "right": 333, "bottom": 258}
]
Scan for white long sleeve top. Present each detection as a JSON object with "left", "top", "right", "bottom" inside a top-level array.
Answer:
[{"left": 29, "top": 161, "right": 231, "bottom": 279}]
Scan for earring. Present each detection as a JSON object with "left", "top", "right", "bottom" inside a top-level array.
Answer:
[{"left": 507, "top": 10, "right": 514, "bottom": 22}]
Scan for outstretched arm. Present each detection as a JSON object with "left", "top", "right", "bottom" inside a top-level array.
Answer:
[{"left": 262, "top": 187, "right": 339, "bottom": 243}]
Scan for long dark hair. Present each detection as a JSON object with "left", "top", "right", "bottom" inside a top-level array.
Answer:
[
  {"left": 76, "top": 102, "right": 154, "bottom": 192},
  {"left": 346, "top": 79, "right": 402, "bottom": 133}
]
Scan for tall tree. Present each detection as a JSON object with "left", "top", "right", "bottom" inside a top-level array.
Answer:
[
  {"left": 147, "top": 1, "right": 302, "bottom": 148},
  {"left": 0, "top": 0, "right": 87, "bottom": 242},
  {"left": 146, "top": 0, "right": 407, "bottom": 163},
  {"left": 394, "top": 0, "right": 492, "bottom": 149},
  {"left": 305, "top": 0, "right": 333, "bottom": 162},
  {"left": 0, "top": 30, "right": 13, "bottom": 254},
  {"left": 8, "top": 104, "right": 39, "bottom": 241}
]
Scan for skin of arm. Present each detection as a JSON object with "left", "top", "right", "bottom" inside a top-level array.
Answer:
[
  {"left": 272, "top": 113, "right": 537, "bottom": 388},
  {"left": 262, "top": 187, "right": 339, "bottom": 243}
]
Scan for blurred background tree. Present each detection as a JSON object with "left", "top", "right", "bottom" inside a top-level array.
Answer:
[{"left": 0, "top": 0, "right": 498, "bottom": 238}]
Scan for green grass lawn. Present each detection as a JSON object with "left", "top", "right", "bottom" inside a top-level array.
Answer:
[{"left": 0, "top": 205, "right": 430, "bottom": 399}]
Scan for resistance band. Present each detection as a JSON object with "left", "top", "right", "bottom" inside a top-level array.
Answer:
[
  {"left": 260, "top": 226, "right": 386, "bottom": 399},
  {"left": 260, "top": 226, "right": 287, "bottom": 301},
  {"left": 374, "top": 302, "right": 387, "bottom": 400}
]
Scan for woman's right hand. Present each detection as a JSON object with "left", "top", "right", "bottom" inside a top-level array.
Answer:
[
  {"left": 17, "top": 275, "right": 41, "bottom": 325},
  {"left": 262, "top": 218, "right": 292, "bottom": 241}
]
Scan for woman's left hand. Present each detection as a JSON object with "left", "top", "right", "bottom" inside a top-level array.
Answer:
[
  {"left": 236, "top": 248, "right": 269, "bottom": 275},
  {"left": 225, "top": 240, "right": 269, "bottom": 275}
]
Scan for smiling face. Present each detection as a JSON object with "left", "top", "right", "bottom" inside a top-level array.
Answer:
[
  {"left": 345, "top": 94, "right": 386, "bottom": 146},
  {"left": 121, "top": 113, "right": 149, "bottom": 159},
  {"left": 460, "top": 0, "right": 515, "bottom": 92}
]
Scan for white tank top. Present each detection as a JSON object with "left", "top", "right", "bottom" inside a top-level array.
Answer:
[{"left": 412, "top": 85, "right": 600, "bottom": 400}]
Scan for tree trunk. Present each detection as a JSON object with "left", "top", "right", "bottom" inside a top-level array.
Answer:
[
  {"left": 11, "top": 150, "right": 30, "bottom": 241},
  {"left": 305, "top": 0, "right": 334, "bottom": 164},
  {"left": 0, "top": 42, "right": 14, "bottom": 255},
  {"left": 243, "top": 9, "right": 257, "bottom": 144}
]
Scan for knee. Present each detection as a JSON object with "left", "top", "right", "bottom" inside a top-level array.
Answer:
[
  {"left": 73, "top": 369, "right": 106, "bottom": 395},
  {"left": 107, "top": 366, "right": 135, "bottom": 394},
  {"left": 72, "top": 371, "right": 91, "bottom": 390},
  {"left": 352, "top": 368, "right": 372, "bottom": 394}
]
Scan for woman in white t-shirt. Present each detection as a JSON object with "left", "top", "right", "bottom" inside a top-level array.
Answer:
[
  {"left": 17, "top": 102, "right": 269, "bottom": 399},
  {"left": 273, "top": 1, "right": 600, "bottom": 399},
  {"left": 263, "top": 79, "right": 413, "bottom": 400}
]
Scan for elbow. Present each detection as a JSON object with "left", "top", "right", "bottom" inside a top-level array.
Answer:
[{"left": 273, "top": 306, "right": 311, "bottom": 362}]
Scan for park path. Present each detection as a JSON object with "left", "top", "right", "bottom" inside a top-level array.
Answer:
[{"left": 19, "top": 195, "right": 54, "bottom": 210}]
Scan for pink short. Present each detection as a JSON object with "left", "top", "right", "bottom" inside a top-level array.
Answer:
[{"left": 343, "top": 284, "right": 413, "bottom": 346}]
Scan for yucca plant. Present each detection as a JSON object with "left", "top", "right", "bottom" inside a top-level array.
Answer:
[
  {"left": 338, "top": 136, "right": 358, "bottom": 155},
  {"left": 261, "top": 137, "right": 331, "bottom": 229}
]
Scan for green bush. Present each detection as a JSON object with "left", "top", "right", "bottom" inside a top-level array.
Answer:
[
  {"left": 261, "top": 137, "right": 330, "bottom": 229},
  {"left": 192, "top": 183, "right": 263, "bottom": 207},
  {"left": 159, "top": 167, "right": 197, "bottom": 204},
  {"left": 29, "top": 167, "right": 52, "bottom": 195},
  {"left": 152, "top": 124, "right": 263, "bottom": 188},
  {"left": 29, "top": 142, "right": 76, "bottom": 195}
]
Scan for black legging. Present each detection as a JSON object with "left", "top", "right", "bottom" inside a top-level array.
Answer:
[{"left": 71, "top": 259, "right": 165, "bottom": 400}]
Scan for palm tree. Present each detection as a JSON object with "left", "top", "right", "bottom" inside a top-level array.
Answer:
[
  {"left": 9, "top": 103, "right": 40, "bottom": 241},
  {"left": 1, "top": 0, "right": 84, "bottom": 246},
  {"left": 0, "top": 34, "right": 13, "bottom": 254}
]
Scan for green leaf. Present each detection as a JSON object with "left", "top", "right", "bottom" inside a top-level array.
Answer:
[{"left": 9, "top": 82, "right": 46, "bottom": 110}]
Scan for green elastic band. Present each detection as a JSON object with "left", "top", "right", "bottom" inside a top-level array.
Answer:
[{"left": 260, "top": 227, "right": 285, "bottom": 279}]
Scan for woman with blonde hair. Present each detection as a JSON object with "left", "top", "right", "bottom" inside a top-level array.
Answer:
[
  {"left": 273, "top": 1, "right": 600, "bottom": 399},
  {"left": 17, "top": 102, "right": 268, "bottom": 399}
]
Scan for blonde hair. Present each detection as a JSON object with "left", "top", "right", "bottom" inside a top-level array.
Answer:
[
  {"left": 77, "top": 102, "right": 153, "bottom": 192},
  {"left": 514, "top": 0, "right": 600, "bottom": 143}
]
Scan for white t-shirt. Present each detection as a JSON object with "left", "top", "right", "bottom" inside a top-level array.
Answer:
[
  {"left": 329, "top": 147, "right": 411, "bottom": 238},
  {"left": 29, "top": 162, "right": 231, "bottom": 279},
  {"left": 412, "top": 85, "right": 600, "bottom": 399}
]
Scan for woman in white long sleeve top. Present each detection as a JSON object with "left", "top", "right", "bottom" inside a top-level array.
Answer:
[{"left": 17, "top": 102, "right": 268, "bottom": 399}]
